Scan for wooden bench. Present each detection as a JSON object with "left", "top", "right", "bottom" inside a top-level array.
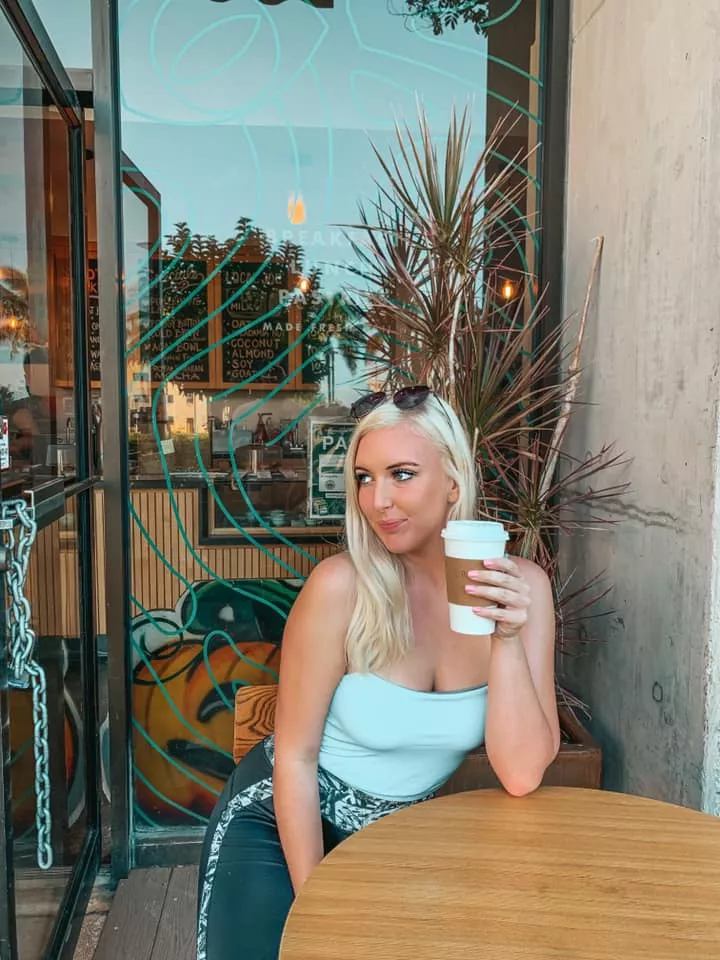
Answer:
[{"left": 233, "top": 685, "right": 601, "bottom": 790}]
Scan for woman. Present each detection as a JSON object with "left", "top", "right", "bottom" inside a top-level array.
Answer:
[{"left": 197, "top": 387, "right": 559, "bottom": 960}]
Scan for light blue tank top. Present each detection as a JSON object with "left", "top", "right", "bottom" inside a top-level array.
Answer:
[{"left": 317, "top": 673, "right": 488, "bottom": 802}]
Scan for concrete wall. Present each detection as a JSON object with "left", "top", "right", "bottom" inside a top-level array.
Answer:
[{"left": 560, "top": 0, "right": 720, "bottom": 810}]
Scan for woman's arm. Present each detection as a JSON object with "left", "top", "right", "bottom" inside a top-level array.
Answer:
[
  {"left": 273, "top": 554, "right": 354, "bottom": 893},
  {"left": 467, "top": 557, "right": 560, "bottom": 796}
]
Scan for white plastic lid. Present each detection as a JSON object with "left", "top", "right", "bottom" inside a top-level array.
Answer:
[{"left": 441, "top": 520, "right": 508, "bottom": 541}]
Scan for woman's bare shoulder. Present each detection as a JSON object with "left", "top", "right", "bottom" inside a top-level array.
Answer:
[
  {"left": 306, "top": 552, "right": 356, "bottom": 590},
  {"left": 293, "top": 553, "right": 356, "bottom": 615}
]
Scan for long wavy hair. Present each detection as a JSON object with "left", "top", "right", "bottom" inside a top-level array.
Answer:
[{"left": 343, "top": 394, "right": 477, "bottom": 672}]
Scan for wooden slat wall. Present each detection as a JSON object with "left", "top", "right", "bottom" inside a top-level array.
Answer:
[
  {"left": 129, "top": 488, "right": 335, "bottom": 615},
  {"left": 26, "top": 522, "right": 64, "bottom": 639},
  {"left": 24, "top": 487, "right": 336, "bottom": 638}
]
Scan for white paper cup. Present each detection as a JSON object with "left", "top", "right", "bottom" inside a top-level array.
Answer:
[{"left": 442, "top": 521, "right": 509, "bottom": 635}]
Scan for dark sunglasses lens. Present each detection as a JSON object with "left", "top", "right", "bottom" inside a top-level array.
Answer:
[
  {"left": 350, "top": 392, "right": 386, "bottom": 419},
  {"left": 394, "top": 385, "right": 431, "bottom": 410}
]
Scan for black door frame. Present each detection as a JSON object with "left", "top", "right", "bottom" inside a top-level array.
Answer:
[{"left": 0, "top": 1, "right": 102, "bottom": 956}]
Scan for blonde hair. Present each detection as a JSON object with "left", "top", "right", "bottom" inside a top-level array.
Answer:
[{"left": 343, "top": 394, "right": 476, "bottom": 672}]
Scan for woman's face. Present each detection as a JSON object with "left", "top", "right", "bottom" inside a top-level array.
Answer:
[{"left": 353, "top": 423, "right": 458, "bottom": 555}]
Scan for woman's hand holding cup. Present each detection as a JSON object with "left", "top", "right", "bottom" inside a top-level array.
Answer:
[{"left": 465, "top": 556, "right": 531, "bottom": 640}]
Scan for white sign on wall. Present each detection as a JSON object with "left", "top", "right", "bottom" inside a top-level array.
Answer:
[{"left": 0, "top": 417, "right": 10, "bottom": 471}]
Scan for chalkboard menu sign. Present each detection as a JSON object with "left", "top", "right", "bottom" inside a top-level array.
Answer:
[
  {"left": 220, "top": 262, "right": 290, "bottom": 386},
  {"left": 87, "top": 259, "right": 101, "bottom": 382},
  {"left": 301, "top": 301, "right": 332, "bottom": 386},
  {"left": 143, "top": 259, "right": 211, "bottom": 385}
]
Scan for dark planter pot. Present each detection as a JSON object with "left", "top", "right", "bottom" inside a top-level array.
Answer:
[{"left": 437, "top": 705, "right": 601, "bottom": 796}]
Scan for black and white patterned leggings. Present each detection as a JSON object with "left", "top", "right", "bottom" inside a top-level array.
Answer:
[{"left": 197, "top": 736, "right": 429, "bottom": 960}]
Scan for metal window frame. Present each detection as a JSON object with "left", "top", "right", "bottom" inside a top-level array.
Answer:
[
  {"left": 0, "top": 610, "right": 17, "bottom": 960},
  {"left": 89, "top": 0, "right": 133, "bottom": 881},
  {"left": 538, "top": 0, "right": 570, "bottom": 340},
  {"left": 0, "top": 0, "right": 105, "bottom": 955}
]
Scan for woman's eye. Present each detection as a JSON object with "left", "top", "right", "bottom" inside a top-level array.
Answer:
[
  {"left": 393, "top": 469, "right": 416, "bottom": 482},
  {"left": 354, "top": 472, "right": 372, "bottom": 485}
]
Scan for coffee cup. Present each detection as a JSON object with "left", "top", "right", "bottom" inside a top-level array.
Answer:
[{"left": 442, "top": 520, "right": 509, "bottom": 635}]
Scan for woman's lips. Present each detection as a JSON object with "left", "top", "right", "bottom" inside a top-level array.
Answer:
[{"left": 378, "top": 519, "right": 406, "bottom": 533}]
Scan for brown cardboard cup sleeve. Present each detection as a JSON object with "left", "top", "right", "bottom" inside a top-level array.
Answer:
[{"left": 445, "top": 556, "right": 479, "bottom": 607}]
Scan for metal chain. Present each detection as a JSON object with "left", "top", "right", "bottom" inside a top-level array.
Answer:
[{"left": 1, "top": 496, "right": 53, "bottom": 870}]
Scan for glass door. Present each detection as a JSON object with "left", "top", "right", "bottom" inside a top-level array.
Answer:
[
  {"left": 109, "top": 0, "right": 545, "bottom": 859},
  {"left": 0, "top": 2, "right": 101, "bottom": 957}
]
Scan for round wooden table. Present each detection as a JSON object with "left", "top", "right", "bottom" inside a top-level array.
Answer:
[{"left": 280, "top": 787, "right": 720, "bottom": 959}]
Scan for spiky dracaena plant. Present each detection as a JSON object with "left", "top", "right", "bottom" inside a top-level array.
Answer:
[{"left": 343, "top": 105, "right": 627, "bottom": 672}]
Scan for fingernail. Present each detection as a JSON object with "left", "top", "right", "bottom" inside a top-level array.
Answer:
[{"left": 467, "top": 570, "right": 481, "bottom": 577}]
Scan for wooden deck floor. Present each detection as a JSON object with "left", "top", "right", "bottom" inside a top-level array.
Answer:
[{"left": 93, "top": 867, "right": 198, "bottom": 960}]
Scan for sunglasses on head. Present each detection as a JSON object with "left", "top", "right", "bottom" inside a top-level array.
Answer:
[{"left": 349, "top": 385, "right": 432, "bottom": 421}]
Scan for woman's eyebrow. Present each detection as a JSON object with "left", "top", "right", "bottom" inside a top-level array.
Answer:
[{"left": 354, "top": 460, "right": 420, "bottom": 472}]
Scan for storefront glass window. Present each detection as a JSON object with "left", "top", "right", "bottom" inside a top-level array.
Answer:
[
  {"left": 0, "top": 18, "right": 80, "bottom": 491},
  {"left": 0, "top": 11, "right": 92, "bottom": 954},
  {"left": 116, "top": 0, "right": 542, "bottom": 830}
]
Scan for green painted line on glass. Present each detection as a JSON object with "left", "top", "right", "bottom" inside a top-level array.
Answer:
[
  {"left": 194, "top": 445, "right": 310, "bottom": 578},
  {"left": 202, "top": 630, "right": 279, "bottom": 712},
  {"left": 488, "top": 90, "right": 538, "bottom": 126},
  {"left": 226, "top": 461, "right": 313, "bottom": 563},
  {"left": 130, "top": 239, "right": 270, "bottom": 361},
  {"left": 133, "top": 803, "right": 160, "bottom": 830},
  {"left": 147, "top": 290, "right": 317, "bottom": 431},
  {"left": 168, "top": 15, "right": 262, "bottom": 87},
  {"left": 146, "top": 370, "right": 320, "bottom": 589},
  {"left": 143, "top": 476, "right": 291, "bottom": 618},
  {"left": 494, "top": 189, "right": 540, "bottom": 255},
  {"left": 213, "top": 295, "right": 335, "bottom": 403},
  {"left": 131, "top": 0, "right": 326, "bottom": 125},
  {"left": 142, "top": 293, "right": 286, "bottom": 386},
  {"left": 144, "top": 240, "right": 301, "bottom": 374},
  {"left": 10, "top": 785, "right": 34, "bottom": 814},
  {"left": 220, "top": 368, "right": 327, "bottom": 562},
  {"left": 345, "top": 1, "right": 533, "bottom": 121},
  {"left": 219, "top": 305, "right": 330, "bottom": 409},
  {"left": 413, "top": 0, "right": 523, "bottom": 30},
  {"left": 196, "top": 356, "right": 326, "bottom": 566},
  {"left": 134, "top": 766, "right": 209, "bottom": 825},
  {"left": 133, "top": 717, "right": 222, "bottom": 797},
  {"left": 131, "top": 635, "right": 233, "bottom": 760},
  {"left": 8, "top": 737, "right": 32, "bottom": 766},
  {"left": 129, "top": 594, "right": 187, "bottom": 638},
  {"left": 404, "top": 14, "right": 541, "bottom": 87},
  {"left": 487, "top": 296, "right": 530, "bottom": 328},
  {"left": 477, "top": 0, "right": 524, "bottom": 30},
  {"left": 0, "top": 87, "right": 22, "bottom": 106},
  {"left": 124, "top": 127, "right": 261, "bottom": 320},
  {"left": 128, "top": 214, "right": 265, "bottom": 359},
  {"left": 490, "top": 150, "right": 540, "bottom": 191},
  {"left": 494, "top": 216, "right": 533, "bottom": 289},
  {"left": 126, "top": 234, "right": 196, "bottom": 349},
  {"left": 142, "top": 467, "right": 292, "bottom": 622},
  {"left": 349, "top": 70, "right": 447, "bottom": 130},
  {"left": 266, "top": 393, "right": 324, "bottom": 446},
  {"left": 130, "top": 503, "right": 199, "bottom": 633}
]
